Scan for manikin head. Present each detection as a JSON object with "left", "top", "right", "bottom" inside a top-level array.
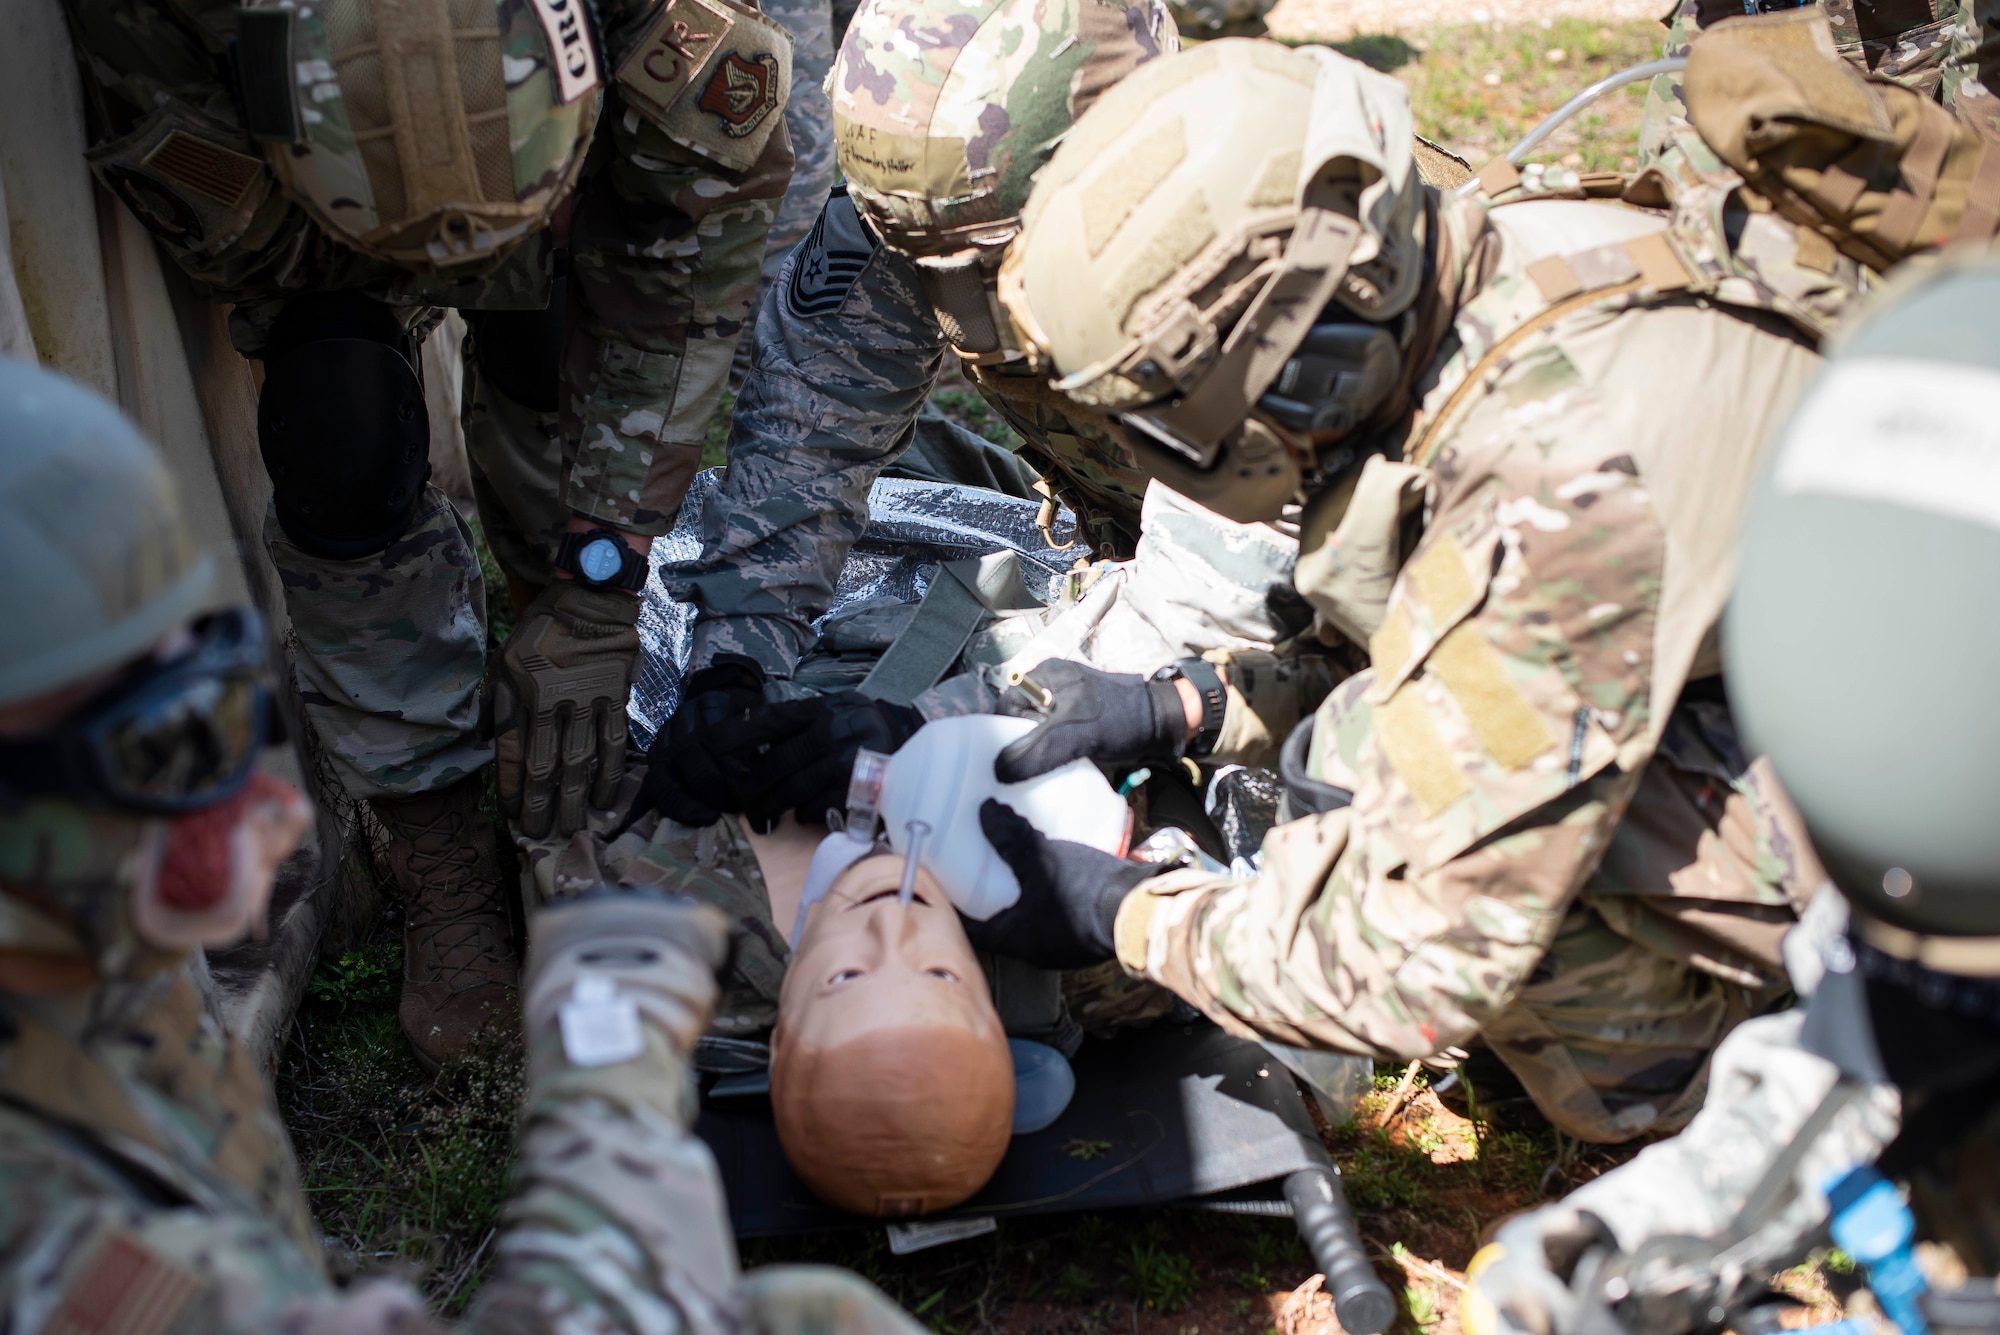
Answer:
[
  {"left": 770, "top": 852, "right": 1014, "bottom": 1217},
  {"left": 0, "top": 359, "right": 309, "bottom": 990}
]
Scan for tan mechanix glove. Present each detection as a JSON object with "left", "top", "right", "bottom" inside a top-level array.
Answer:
[{"left": 495, "top": 583, "right": 642, "bottom": 838}]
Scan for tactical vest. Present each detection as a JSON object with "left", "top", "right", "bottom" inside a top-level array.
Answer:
[{"left": 1418, "top": 132, "right": 1869, "bottom": 471}]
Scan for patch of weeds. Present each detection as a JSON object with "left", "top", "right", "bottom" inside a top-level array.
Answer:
[
  {"left": 1402, "top": 1277, "right": 1443, "bottom": 1329},
  {"left": 1232, "top": 1296, "right": 1255, "bottom": 1318},
  {"left": 1052, "top": 1262, "right": 1099, "bottom": 1304},
  {"left": 1239, "top": 1226, "right": 1296, "bottom": 1292},
  {"left": 308, "top": 944, "right": 399, "bottom": 1015},
  {"left": 1330, "top": 33, "right": 1420, "bottom": 72},
  {"left": 282, "top": 920, "right": 523, "bottom": 1313},
  {"left": 462, "top": 510, "right": 515, "bottom": 645},
  {"left": 927, "top": 360, "right": 1025, "bottom": 451},
  {"left": 1124, "top": 1241, "right": 1199, "bottom": 1312}
]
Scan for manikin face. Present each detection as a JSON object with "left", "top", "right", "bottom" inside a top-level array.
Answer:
[
  {"left": 777, "top": 853, "right": 998, "bottom": 1049},
  {"left": 769, "top": 852, "right": 1015, "bottom": 1218}
]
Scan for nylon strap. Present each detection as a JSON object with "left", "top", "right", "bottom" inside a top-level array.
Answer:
[
  {"left": 858, "top": 552, "right": 1042, "bottom": 705},
  {"left": 1953, "top": 136, "right": 2000, "bottom": 243},
  {"left": 1724, "top": 1077, "right": 1862, "bottom": 1241},
  {"left": 1874, "top": 107, "right": 1954, "bottom": 252},
  {"left": 1132, "top": 210, "right": 1362, "bottom": 453},
  {"left": 1408, "top": 233, "right": 1696, "bottom": 468}
]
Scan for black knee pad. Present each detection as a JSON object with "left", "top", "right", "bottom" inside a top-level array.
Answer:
[
  {"left": 467, "top": 274, "right": 565, "bottom": 413},
  {"left": 259, "top": 297, "right": 431, "bottom": 559}
]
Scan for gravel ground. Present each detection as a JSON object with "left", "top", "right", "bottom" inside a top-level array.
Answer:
[{"left": 1267, "top": 0, "right": 1667, "bottom": 42}]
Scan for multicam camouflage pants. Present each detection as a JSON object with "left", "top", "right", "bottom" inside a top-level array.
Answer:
[{"left": 272, "top": 373, "right": 563, "bottom": 801}]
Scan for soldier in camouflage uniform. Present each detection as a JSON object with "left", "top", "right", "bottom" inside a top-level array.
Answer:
[
  {"left": 0, "top": 357, "right": 923, "bottom": 1335},
  {"left": 934, "top": 36, "right": 1874, "bottom": 1145},
  {"left": 1463, "top": 261, "right": 2000, "bottom": 1335},
  {"left": 644, "top": 0, "right": 1482, "bottom": 832},
  {"left": 62, "top": 0, "right": 793, "bottom": 1064}
]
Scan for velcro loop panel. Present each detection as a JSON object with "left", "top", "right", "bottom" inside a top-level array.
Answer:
[
  {"left": 1406, "top": 529, "right": 1479, "bottom": 624},
  {"left": 1426, "top": 622, "right": 1555, "bottom": 771},
  {"left": 1525, "top": 255, "right": 1585, "bottom": 302},
  {"left": 1368, "top": 602, "right": 1414, "bottom": 684},
  {"left": 1375, "top": 686, "right": 1471, "bottom": 817},
  {"left": 1475, "top": 157, "right": 1522, "bottom": 197},
  {"left": 1566, "top": 242, "right": 1642, "bottom": 290},
  {"left": 1621, "top": 231, "right": 1695, "bottom": 289},
  {"left": 374, "top": 0, "right": 484, "bottom": 212}
]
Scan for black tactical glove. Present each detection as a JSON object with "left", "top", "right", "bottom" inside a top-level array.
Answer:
[
  {"left": 636, "top": 655, "right": 770, "bottom": 826},
  {"left": 994, "top": 659, "right": 1190, "bottom": 783},
  {"left": 961, "top": 799, "right": 1162, "bottom": 969},
  {"left": 705, "top": 690, "right": 924, "bottom": 831}
]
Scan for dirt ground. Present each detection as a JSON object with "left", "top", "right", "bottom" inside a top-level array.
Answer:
[{"left": 277, "top": 8, "right": 1800, "bottom": 1328}]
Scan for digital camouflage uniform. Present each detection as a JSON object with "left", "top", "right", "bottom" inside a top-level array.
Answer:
[
  {"left": 670, "top": 0, "right": 1476, "bottom": 685},
  {"left": 1107, "top": 173, "right": 1846, "bottom": 1143},
  {"left": 0, "top": 802, "right": 927, "bottom": 1335},
  {"left": 671, "top": 0, "right": 1180, "bottom": 680},
  {"left": 64, "top": 0, "right": 793, "bottom": 800},
  {"left": 739, "top": 0, "right": 842, "bottom": 386}
]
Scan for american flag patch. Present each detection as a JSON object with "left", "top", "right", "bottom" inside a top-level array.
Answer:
[{"left": 42, "top": 1233, "right": 198, "bottom": 1335}]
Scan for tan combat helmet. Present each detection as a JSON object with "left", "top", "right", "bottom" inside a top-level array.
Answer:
[
  {"left": 830, "top": 0, "right": 1178, "bottom": 362},
  {"left": 998, "top": 39, "right": 1423, "bottom": 521},
  {"left": 231, "top": 0, "right": 601, "bottom": 270}
]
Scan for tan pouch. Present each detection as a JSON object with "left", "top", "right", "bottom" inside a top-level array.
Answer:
[{"left": 1686, "top": 8, "right": 2000, "bottom": 269}]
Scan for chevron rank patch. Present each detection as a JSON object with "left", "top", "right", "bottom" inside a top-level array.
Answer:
[{"left": 784, "top": 191, "right": 876, "bottom": 319}]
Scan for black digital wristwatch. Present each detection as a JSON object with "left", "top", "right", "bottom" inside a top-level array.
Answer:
[
  {"left": 556, "top": 527, "right": 649, "bottom": 592},
  {"left": 1156, "top": 657, "right": 1227, "bottom": 759}
]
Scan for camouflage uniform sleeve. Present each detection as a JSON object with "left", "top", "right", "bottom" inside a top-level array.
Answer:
[
  {"left": 1114, "top": 410, "right": 1671, "bottom": 1058},
  {"left": 672, "top": 190, "right": 948, "bottom": 676},
  {"left": 561, "top": 0, "right": 796, "bottom": 536},
  {"left": 1556, "top": 1008, "right": 1899, "bottom": 1259}
]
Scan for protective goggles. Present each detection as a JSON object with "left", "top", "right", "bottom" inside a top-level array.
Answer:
[{"left": 0, "top": 606, "right": 274, "bottom": 814}]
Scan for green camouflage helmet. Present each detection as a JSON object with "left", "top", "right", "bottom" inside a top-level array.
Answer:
[
  {"left": 831, "top": 0, "right": 1179, "bottom": 360},
  {"left": 235, "top": 0, "right": 602, "bottom": 271},
  {"left": 0, "top": 360, "right": 213, "bottom": 708}
]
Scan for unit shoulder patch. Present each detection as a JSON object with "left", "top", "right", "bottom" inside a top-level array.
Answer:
[
  {"left": 783, "top": 191, "right": 877, "bottom": 320},
  {"left": 614, "top": 0, "right": 791, "bottom": 173}
]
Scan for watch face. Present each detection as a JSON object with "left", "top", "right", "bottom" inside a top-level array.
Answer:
[{"left": 577, "top": 536, "right": 626, "bottom": 584}]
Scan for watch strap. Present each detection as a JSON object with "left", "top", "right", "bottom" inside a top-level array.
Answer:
[{"left": 1157, "top": 657, "right": 1227, "bottom": 759}]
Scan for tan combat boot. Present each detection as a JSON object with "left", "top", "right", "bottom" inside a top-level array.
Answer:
[{"left": 369, "top": 776, "right": 519, "bottom": 1070}]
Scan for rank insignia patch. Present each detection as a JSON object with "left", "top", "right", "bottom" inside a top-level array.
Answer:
[{"left": 784, "top": 191, "right": 876, "bottom": 319}]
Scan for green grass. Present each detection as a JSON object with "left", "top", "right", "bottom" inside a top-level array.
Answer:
[
  {"left": 280, "top": 934, "right": 524, "bottom": 1313},
  {"left": 1291, "top": 18, "right": 1665, "bottom": 174}
]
